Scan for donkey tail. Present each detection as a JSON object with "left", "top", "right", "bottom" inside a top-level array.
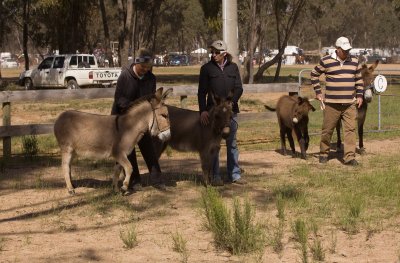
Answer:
[{"left": 264, "top": 105, "right": 276, "bottom": 112}]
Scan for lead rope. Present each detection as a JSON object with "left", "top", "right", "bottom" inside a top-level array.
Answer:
[{"left": 149, "top": 105, "right": 156, "bottom": 132}]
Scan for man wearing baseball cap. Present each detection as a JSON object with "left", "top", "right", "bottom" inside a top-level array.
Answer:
[
  {"left": 311, "top": 36, "right": 364, "bottom": 166},
  {"left": 198, "top": 39, "right": 245, "bottom": 186},
  {"left": 111, "top": 48, "right": 166, "bottom": 194}
]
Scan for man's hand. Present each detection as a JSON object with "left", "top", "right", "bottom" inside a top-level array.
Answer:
[
  {"left": 316, "top": 93, "right": 325, "bottom": 110},
  {"left": 200, "top": 111, "right": 209, "bottom": 126},
  {"left": 357, "top": 97, "right": 363, "bottom": 108}
]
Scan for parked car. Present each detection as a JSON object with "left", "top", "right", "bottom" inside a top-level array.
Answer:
[
  {"left": 169, "top": 55, "right": 190, "bottom": 66},
  {"left": 19, "top": 54, "right": 121, "bottom": 90},
  {"left": 367, "top": 54, "right": 387, "bottom": 64},
  {"left": 1, "top": 58, "right": 19, "bottom": 68}
]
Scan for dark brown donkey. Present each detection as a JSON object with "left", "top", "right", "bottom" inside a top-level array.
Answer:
[
  {"left": 265, "top": 95, "right": 316, "bottom": 159},
  {"left": 336, "top": 60, "right": 379, "bottom": 154},
  {"left": 54, "top": 88, "right": 172, "bottom": 195},
  {"left": 153, "top": 92, "right": 233, "bottom": 186}
]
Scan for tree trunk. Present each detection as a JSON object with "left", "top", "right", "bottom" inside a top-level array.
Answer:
[
  {"left": 118, "top": 0, "right": 134, "bottom": 67},
  {"left": 254, "top": 0, "right": 306, "bottom": 82},
  {"left": 99, "top": 0, "right": 113, "bottom": 66},
  {"left": 23, "top": 0, "right": 30, "bottom": 70},
  {"left": 243, "top": 0, "right": 261, "bottom": 84}
]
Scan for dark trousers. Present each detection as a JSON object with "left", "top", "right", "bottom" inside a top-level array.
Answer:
[{"left": 127, "top": 133, "right": 163, "bottom": 187}]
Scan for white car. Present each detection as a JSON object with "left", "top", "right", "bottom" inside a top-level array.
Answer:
[
  {"left": 1, "top": 58, "right": 19, "bottom": 68},
  {"left": 19, "top": 54, "right": 121, "bottom": 89}
]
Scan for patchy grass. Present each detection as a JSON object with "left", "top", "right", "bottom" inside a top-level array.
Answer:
[
  {"left": 200, "top": 187, "right": 265, "bottom": 255},
  {"left": 119, "top": 223, "right": 138, "bottom": 249},
  {"left": 171, "top": 230, "right": 189, "bottom": 263}
]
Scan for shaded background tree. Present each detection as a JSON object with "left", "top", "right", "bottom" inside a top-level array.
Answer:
[{"left": 1, "top": 0, "right": 399, "bottom": 80}]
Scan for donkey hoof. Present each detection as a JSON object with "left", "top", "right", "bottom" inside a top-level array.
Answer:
[
  {"left": 68, "top": 189, "right": 76, "bottom": 195},
  {"left": 121, "top": 189, "right": 133, "bottom": 196},
  {"left": 358, "top": 148, "right": 366, "bottom": 155}
]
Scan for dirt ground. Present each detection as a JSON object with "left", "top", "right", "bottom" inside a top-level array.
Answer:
[
  {"left": 1, "top": 63, "right": 400, "bottom": 262},
  {"left": 1, "top": 137, "right": 400, "bottom": 263}
]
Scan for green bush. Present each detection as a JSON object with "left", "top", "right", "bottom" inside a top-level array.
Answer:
[
  {"left": 201, "top": 188, "right": 265, "bottom": 255},
  {"left": 21, "top": 135, "right": 39, "bottom": 158}
]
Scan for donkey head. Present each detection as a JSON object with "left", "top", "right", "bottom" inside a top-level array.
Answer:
[
  {"left": 149, "top": 87, "right": 173, "bottom": 141},
  {"left": 292, "top": 97, "right": 316, "bottom": 124},
  {"left": 361, "top": 60, "right": 379, "bottom": 88},
  {"left": 210, "top": 90, "right": 234, "bottom": 139},
  {"left": 361, "top": 60, "right": 379, "bottom": 103}
]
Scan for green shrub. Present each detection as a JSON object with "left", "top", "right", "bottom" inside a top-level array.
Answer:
[
  {"left": 21, "top": 135, "right": 39, "bottom": 158},
  {"left": 120, "top": 223, "right": 138, "bottom": 249},
  {"left": 292, "top": 219, "right": 308, "bottom": 263},
  {"left": 171, "top": 231, "right": 189, "bottom": 263},
  {"left": 201, "top": 188, "right": 265, "bottom": 255}
]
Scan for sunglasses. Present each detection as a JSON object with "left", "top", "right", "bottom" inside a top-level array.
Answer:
[
  {"left": 211, "top": 50, "right": 223, "bottom": 55},
  {"left": 134, "top": 56, "right": 153, "bottom": 64},
  {"left": 340, "top": 48, "right": 350, "bottom": 54}
]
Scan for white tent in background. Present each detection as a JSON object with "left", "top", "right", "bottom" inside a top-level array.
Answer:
[{"left": 191, "top": 48, "right": 208, "bottom": 54}]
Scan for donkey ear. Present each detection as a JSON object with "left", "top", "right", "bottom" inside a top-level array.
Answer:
[
  {"left": 369, "top": 60, "right": 379, "bottom": 71},
  {"left": 211, "top": 92, "right": 221, "bottom": 105},
  {"left": 155, "top": 87, "right": 164, "bottom": 100},
  {"left": 161, "top": 88, "right": 173, "bottom": 100},
  {"left": 226, "top": 89, "right": 234, "bottom": 101}
]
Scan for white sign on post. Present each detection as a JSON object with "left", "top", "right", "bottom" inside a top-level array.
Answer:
[{"left": 373, "top": 75, "right": 387, "bottom": 93}]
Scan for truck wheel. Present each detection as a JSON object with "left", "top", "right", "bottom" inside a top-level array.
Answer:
[
  {"left": 67, "top": 79, "right": 79, "bottom": 89},
  {"left": 24, "top": 78, "right": 33, "bottom": 90}
]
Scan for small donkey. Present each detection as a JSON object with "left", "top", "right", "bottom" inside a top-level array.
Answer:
[{"left": 265, "top": 95, "right": 316, "bottom": 159}]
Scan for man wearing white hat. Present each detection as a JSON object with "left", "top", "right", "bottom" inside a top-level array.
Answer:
[
  {"left": 311, "top": 36, "right": 364, "bottom": 166},
  {"left": 198, "top": 40, "right": 245, "bottom": 186}
]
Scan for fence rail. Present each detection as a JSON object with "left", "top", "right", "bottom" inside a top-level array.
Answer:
[{"left": 1, "top": 83, "right": 299, "bottom": 157}]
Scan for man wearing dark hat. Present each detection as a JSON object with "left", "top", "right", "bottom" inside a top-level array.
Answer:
[
  {"left": 198, "top": 40, "right": 246, "bottom": 186},
  {"left": 111, "top": 48, "right": 165, "bottom": 193},
  {"left": 311, "top": 36, "right": 364, "bottom": 166}
]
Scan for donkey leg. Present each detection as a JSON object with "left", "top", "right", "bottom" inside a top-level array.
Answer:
[
  {"left": 279, "top": 128, "right": 287, "bottom": 155},
  {"left": 200, "top": 146, "right": 220, "bottom": 187},
  {"left": 200, "top": 153, "right": 212, "bottom": 187},
  {"left": 336, "top": 121, "right": 342, "bottom": 151},
  {"left": 112, "top": 163, "right": 123, "bottom": 192},
  {"left": 116, "top": 155, "right": 133, "bottom": 193},
  {"left": 61, "top": 148, "right": 75, "bottom": 195},
  {"left": 294, "top": 128, "right": 306, "bottom": 159},
  {"left": 358, "top": 123, "right": 366, "bottom": 154},
  {"left": 358, "top": 107, "right": 367, "bottom": 154},
  {"left": 287, "top": 129, "right": 296, "bottom": 157}
]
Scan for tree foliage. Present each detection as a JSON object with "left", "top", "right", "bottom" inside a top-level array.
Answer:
[{"left": 0, "top": 0, "right": 399, "bottom": 81}]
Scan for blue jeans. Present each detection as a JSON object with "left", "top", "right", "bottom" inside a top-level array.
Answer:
[{"left": 212, "top": 114, "right": 241, "bottom": 182}]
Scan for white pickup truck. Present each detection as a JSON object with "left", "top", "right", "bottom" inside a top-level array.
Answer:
[{"left": 19, "top": 54, "right": 121, "bottom": 89}]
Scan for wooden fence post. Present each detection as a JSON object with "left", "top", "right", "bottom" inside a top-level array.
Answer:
[{"left": 2, "top": 102, "right": 11, "bottom": 158}]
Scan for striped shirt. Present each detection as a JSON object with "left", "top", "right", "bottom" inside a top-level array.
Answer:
[{"left": 311, "top": 51, "right": 364, "bottom": 104}]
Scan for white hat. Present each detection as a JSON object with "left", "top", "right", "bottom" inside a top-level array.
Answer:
[
  {"left": 335, "top": 37, "right": 352, "bottom": 51},
  {"left": 209, "top": 40, "right": 227, "bottom": 51}
]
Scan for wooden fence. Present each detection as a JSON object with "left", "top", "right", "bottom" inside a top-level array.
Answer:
[{"left": 0, "top": 83, "right": 299, "bottom": 157}]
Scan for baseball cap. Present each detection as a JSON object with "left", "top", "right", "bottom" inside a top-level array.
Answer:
[
  {"left": 335, "top": 37, "right": 352, "bottom": 51},
  {"left": 209, "top": 40, "right": 227, "bottom": 51},
  {"left": 134, "top": 48, "right": 153, "bottom": 64}
]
